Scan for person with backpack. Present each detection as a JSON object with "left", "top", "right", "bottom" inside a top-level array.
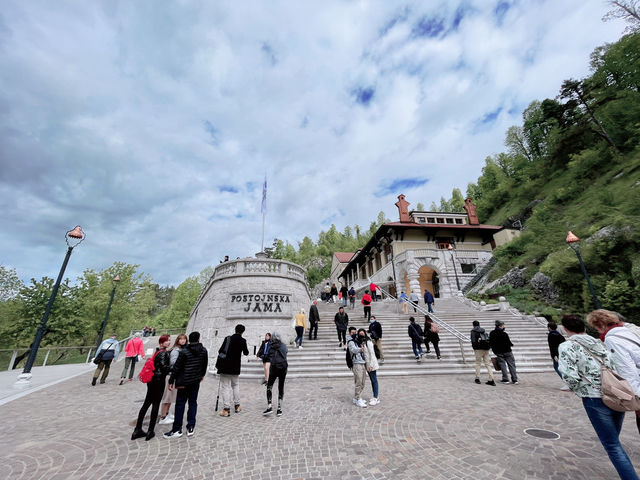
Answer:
[
  {"left": 348, "top": 286, "right": 356, "bottom": 309},
  {"left": 489, "top": 320, "right": 518, "bottom": 384},
  {"left": 163, "top": 331, "right": 208, "bottom": 439},
  {"left": 216, "top": 324, "right": 250, "bottom": 416},
  {"left": 334, "top": 306, "right": 349, "bottom": 349},
  {"left": 358, "top": 328, "right": 380, "bottom": 406},
  {"left": 424, "top": 315, "right": 441, "bottom": 360},
  {"left": 131, "top": 335, "right": 171, "bottom": 441},
  {"left": 368, "top": 316, "right": 384, "bottom": 364},
  {"left": 423, "top": 290, "right": 435, "bottom": 313},
  {"left": 361, "top": 290, "right": 373, "bottom": 321},
  {"left": 407, "top": 317, "right": 424, "bottom": 361},
  {"left": 91, "top": 333, "right": 120, "bottom": 386},
  {"left": 347, "top": 326, "right": 368, "bottom": 408},
  {"left": 263, "top": 331, "right": 288, "bottom": 416},
  {"left": 558, "top": 315, "right": 639, "bottom": 480},
  {"left": 470, "top": 320, "right": 495, "bottom": 386},
  {"left": 588, "top": 309, "right": 640, "bottom": 435}
]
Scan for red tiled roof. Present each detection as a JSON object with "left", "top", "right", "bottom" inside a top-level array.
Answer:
[{"left": 334, "top": 252, "right": 354, "bottom": 263}]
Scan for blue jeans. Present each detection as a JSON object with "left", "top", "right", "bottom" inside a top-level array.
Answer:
[
  {"left": 582, "top": 397, "right": 639, "bottom": 480},
  {"left": 552, "top": 359, "right": 563, "bottom": 379},
  {"left": 294, "top": 326, "right": 304, "bottom": 346},
  {"left": 172, "top": 383, "right": 200, "bottom": 432},
  {"left": 368, "top": 370, "right": 379, "bottom": 398},
  {"left": 427, "top": 302, "right": 434, "bottom": 313},
  {"left": 411, "top": 339, "right": 423, "bottom": 357}
]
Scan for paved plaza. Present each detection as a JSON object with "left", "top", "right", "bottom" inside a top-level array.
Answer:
[{"left": 1, "top": 369, "right": 638, "bottom": 479}]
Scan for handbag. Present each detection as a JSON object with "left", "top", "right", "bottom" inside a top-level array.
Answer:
[
  {"left": 490, "top": 357, "right": 501, "bottom": 372},
  {"left": 93, "top": 342, "right": 114, "bottom": 364}
]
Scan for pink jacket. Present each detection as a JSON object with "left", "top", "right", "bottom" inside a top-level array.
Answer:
[{"left": 125, "top": 336, "right": 145, "bottom": 358}]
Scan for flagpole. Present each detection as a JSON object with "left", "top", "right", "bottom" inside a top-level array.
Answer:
[
  {"left": 261, "top": 175, "right": 267, "bottom": 252},
  {"left": 261, "top": 212, "right": 265, "bottom": 252}
]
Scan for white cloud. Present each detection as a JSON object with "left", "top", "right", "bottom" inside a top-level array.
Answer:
[{"left": 0, "top": 0, "right": 625, "bottom": 285}]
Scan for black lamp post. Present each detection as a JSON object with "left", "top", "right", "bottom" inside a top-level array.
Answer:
[
  {"left": 566, "top": 231, "right": 601, "bottom": 309},
  {"left": 18, "top": 226, "right": 85, "bottom": 383},
  {"left": 95, "top": 274, "right": 120, "bottom": 349},
  {"left": 447, "top": 244, "right": 461, "bottom": 292}
]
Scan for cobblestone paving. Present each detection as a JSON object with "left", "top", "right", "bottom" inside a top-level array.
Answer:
[{"left": 1, "top": 370, "right": 638, "bottom": 479}]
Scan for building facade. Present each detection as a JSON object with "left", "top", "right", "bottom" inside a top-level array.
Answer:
[{"left": 339, "top": 195, "right": 518, "bottom": 298}]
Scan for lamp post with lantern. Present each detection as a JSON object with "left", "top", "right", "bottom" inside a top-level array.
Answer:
[
  {"left": 447, "top": 244, "right": 461, "bottom": 293},
  {"left": 16, "top": 226, "right": 85, "bottom": 387},
  {"left": 95, "top": 274, "right": 121, "bottom": 349},
  {"left": 566, "top": 231, "right": 601, "bottom": 309}
]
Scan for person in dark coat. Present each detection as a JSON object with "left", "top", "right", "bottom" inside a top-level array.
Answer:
[
  {"left": 330, "top": 283, "right": 339, "bottom": 303},
  {"left": 489, "top": 320, "right": 518, "bottom": 384},
  {"left": 334, "top": 306, "right": 349, "bottom": 349},
  {"left": 163, "top": 331, "right": 208, "bottom": 438},
  {"left": 423, "top": 315, "right": 441, "bottom": 359},
  {"left": 257, "top": 333, "right": 271, "bottom": 385},
  {"left": 547, "top": 321, "right": 566, "bottom": 380},
  {"left": 340, "top": 284, "right": 349, "bottom": 307},
  {"left": 423, "top": 290, "right": 435, "bottom": 313},
  {"left": 308, "top": 300, "right": 320, "bottom": 340},
  {"left": 216, "top": 324, "right": 249, "bottom": 417},
  {"left": 408, "top": 317, "right": 424, "bottom": 360},
  {"left": 132, "top": 335, "right": 171, "bottom": 441},
  {"left": 263, "top": 331, "right": 288, "bottom": 417}
]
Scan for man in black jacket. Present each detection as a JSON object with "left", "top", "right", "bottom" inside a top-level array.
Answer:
[
  {"left": 334, "top": 307, "right": 349, "bottom": 349},
  {"left": 308, "top": 300, "right": 320, "bottom": 340},
  {"left": 164, "top": 331, "right": 208, "bottom": 438},
  {"left": 547, "top": 321, "right": 566, "bottom": 380},
  {"left": 216, "top": 324, "right": 249, "bottom": 417},
  {"left": 368, "top": 316, "right": 384, "bottom": 364},
  {"left": 489, "top": 320, "right": 518, "bottom": 384}
]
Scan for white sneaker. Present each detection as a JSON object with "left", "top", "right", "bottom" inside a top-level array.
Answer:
[
  {"left": 356, "top": 398, "right": 368, "bottom": 408},
  {"left": 352, "top": 397, "right": 358, "bottom": 405},
  {"left": 369, "top": 397, "right": 380, "bottom": 406},
  {"left": 560, "top": 384, "right": 570, "bottom": 391},
  {"left": 158, "top": 416, "right": 173, "bottom": 425},
  {"left": 299, "top": 346, "right": 303, "bottom": 349}
]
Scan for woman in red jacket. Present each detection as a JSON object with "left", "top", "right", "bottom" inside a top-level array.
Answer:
[{"left": 361, "top": 290, "right": 372, "bottom": 321}]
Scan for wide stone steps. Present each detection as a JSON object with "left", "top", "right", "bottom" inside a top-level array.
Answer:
[{"left": 221, "top": 296, "right": 553, "bottom": 379}]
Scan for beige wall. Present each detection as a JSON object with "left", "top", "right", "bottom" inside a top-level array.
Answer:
[
  {"left": 493, "top": 228, "right": 521, "bottom": 247},
  {"left": 391, "top": 231, "right": 493, "bottom": 256}
]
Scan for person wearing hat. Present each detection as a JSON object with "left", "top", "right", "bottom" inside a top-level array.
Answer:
[
  {"left": 92, "top": 333, "right": 120, "bottom": 386},
  {"left": 489, "top": 320, "right": 518, "bottom": 384}
]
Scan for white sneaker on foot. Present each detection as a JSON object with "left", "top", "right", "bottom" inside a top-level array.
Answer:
[
  {"left": 560, "top": 384, "right": 570, "bottom": 391},
  {"left": 352, "top": 397, "right": 358, "bottom": 405},
  {"left": 356, "top": 398, "right": 368, "bottom": 408},
  {"left": 158, "top": 416, "right": 173, "bottom": 425},
  {"left": 369, "top": 397, "right": 380, "bottom": 406}
]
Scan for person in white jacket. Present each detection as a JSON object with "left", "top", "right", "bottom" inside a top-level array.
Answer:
[
  {"left": 358, "top": 328, "right": 380, "bottom": 406},
  {"left": 587, "top": 309, "right": 640, "bottom": 435}
]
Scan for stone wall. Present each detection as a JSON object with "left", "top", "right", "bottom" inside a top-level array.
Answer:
[{"left": 188, "top": 256, "right": 311, "bottom": 364}]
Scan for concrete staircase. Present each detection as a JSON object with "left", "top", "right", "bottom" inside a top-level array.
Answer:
[{"left": 236, "top": 297, "right": 553, "bottom": 379}]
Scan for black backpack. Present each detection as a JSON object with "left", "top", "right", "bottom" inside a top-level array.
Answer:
[
  {"left": 475, "top": 331, "right": 490, "bottom": 350},
  {"left": 345, "top": 340, "right": 354, "bottom": 369}
]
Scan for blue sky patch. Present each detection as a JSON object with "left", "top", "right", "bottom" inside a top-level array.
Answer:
[
  {"left": 352, "top": 86, "right": 375, "bottom": 106},
  {"left": 219, "top": 185, "right": 239, "bottom": 194},
  {"left": 481, "top": 107, "right": 502, "bottom": 124},
  {"left": 376, "top": 177, "right": 429, "bottom": 197},
  {"left": 494, "top": 1, "right": 511, "bottom": 24},
  {"left": 412, "top": 16, "right": 445, "bottom": 38},
  {"left": 452, "top": 6, "right": 465, "bottom": 30},
  {"left": 261, "top": 42, "right": 277, "bottom": 65},
  {"left": 203, "top": 120, "right": 219, "bottom": 145}
]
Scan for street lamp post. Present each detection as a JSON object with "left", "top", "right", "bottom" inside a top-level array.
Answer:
[
  {"left": 15, "top": 226, "right": 85, "bottom": 388},
  {"left": 447, "top": 244, "right": 461, "bottom": 292},
  {"left": 95, "top": 274, "right": 121, "bottom": 349},
  {"left": 566, "top": 231, "right": 601, "bottom": 309}
]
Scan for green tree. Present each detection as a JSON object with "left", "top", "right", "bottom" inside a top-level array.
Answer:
[{"left": 0, "top": 266, "right": 23, "bottom": 301}]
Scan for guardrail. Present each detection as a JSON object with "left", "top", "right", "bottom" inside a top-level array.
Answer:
[{"left": 377, "top": 285, "right": 470, "bottom": 364}]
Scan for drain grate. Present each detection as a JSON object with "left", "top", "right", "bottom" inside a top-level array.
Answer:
[
  {"left": 320, "top": 386, "right": 333, "bottom": 390},
  {"left": 524, "top": 428, "right": 560, "bottom": 439}
]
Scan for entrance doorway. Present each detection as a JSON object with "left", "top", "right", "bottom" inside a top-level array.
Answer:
[
  {"left": 387, "top": 277, "right": 397, "bottom": 297},
  {"left": 418, "top": 266, "right": 439, "bottom": 298}
]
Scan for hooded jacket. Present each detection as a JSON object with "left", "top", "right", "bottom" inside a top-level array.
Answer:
[
  {"left": 558, "top": 334, "right": 614, "bottom": 398},
  {"left": 603, "top": 326, "right": 640, "bottom": 396},
  {"left": 267, "top": 332, "right": 288, "bottom": 369},
  {"left": 170, "top": 342, "right": 208, "bottom": 387},
  {"left": 470, "top": 326, "right": 490, "bottom": 350}
]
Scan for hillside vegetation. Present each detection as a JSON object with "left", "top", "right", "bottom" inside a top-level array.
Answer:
[{"left": 447, "top": 32, "right": 640, "bottom": 322}]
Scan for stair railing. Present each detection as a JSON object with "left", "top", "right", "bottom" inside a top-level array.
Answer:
[{"left": 376, "top": 285, "right": 470, "bottom": 364}]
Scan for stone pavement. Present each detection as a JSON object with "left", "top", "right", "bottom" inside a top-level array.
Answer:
[{"left": 0, "top": 369, "right": 638, "bottom": 480}]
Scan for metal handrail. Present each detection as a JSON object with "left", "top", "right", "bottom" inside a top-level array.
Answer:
[{"left": 377, "top": 285, "right": 470, "bottom": 364}]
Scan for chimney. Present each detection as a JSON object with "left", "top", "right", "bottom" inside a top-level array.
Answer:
[{"left": 395, "top": 194, "right": 411, "bottom": 223}]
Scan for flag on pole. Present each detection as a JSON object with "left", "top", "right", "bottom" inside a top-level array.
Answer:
[{"left": 261, "top": 176, "right": 267, "bottom": 214}]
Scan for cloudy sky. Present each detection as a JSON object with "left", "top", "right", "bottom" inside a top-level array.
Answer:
[{"left": 0, "top": 1, "right": 625, "bottom": 286}]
